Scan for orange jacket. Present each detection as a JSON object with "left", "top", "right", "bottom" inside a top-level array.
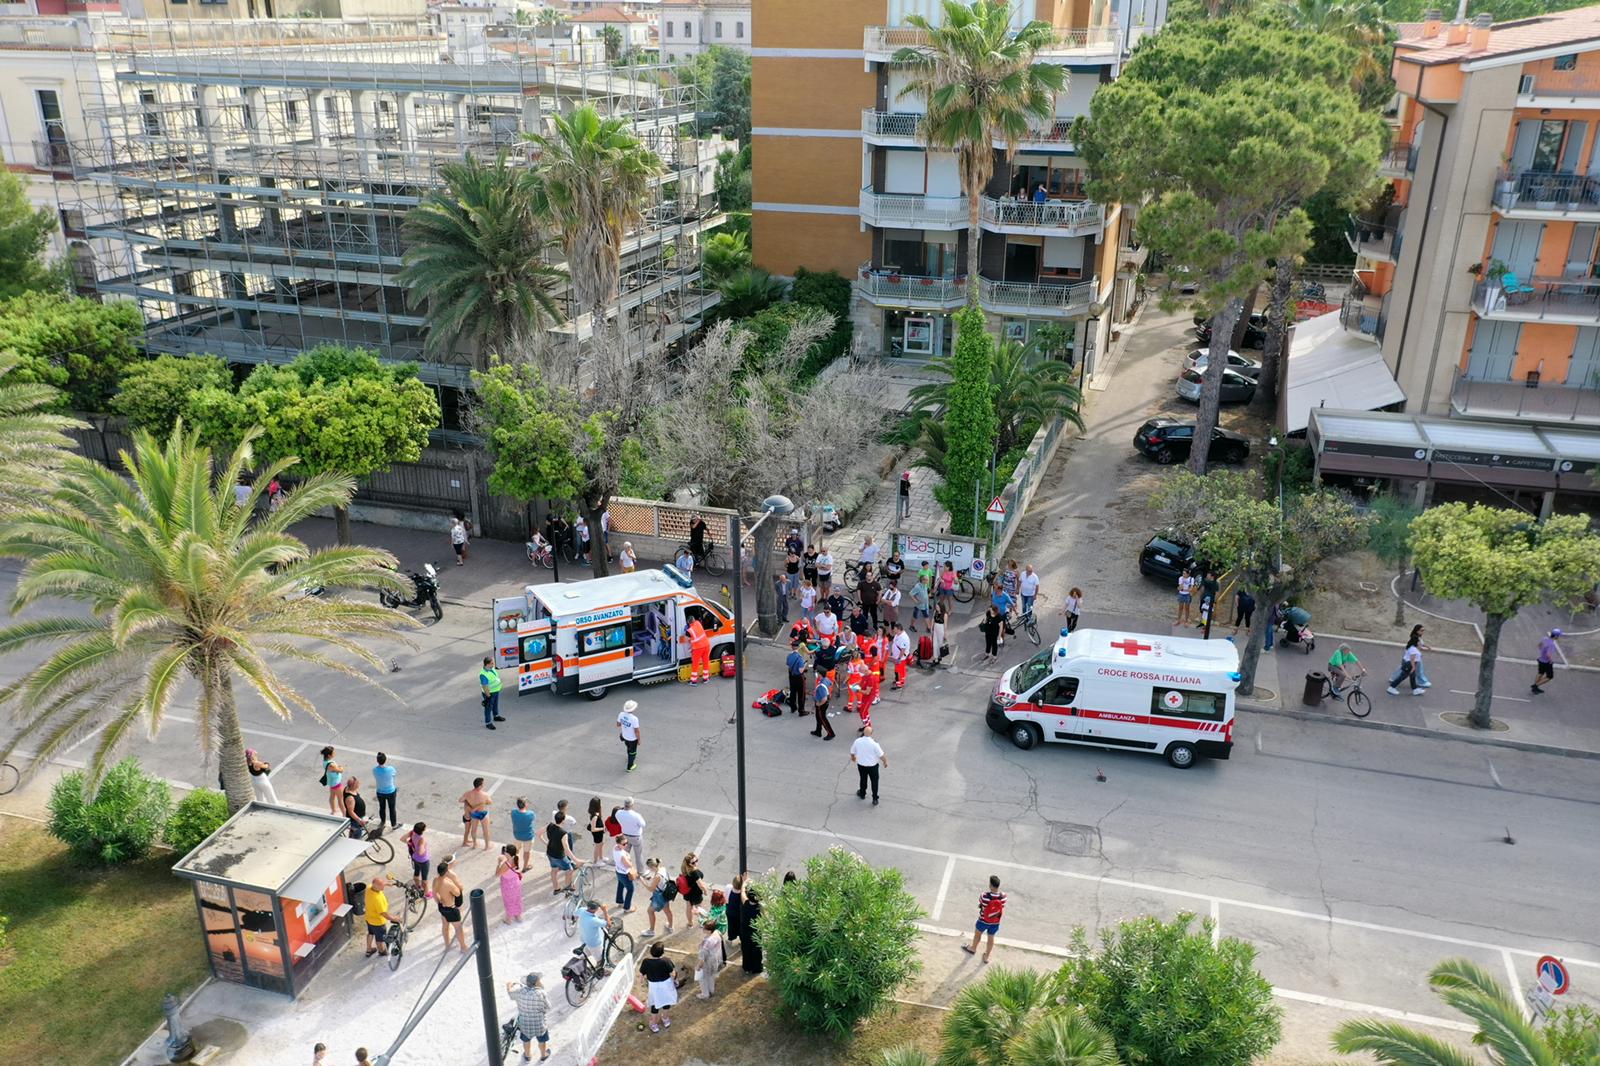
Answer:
[{"left": 687, "top": 619, "right": 709, "bottom": 652}]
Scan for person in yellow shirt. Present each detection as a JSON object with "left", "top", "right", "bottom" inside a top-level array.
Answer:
[{"left": 365, "top": 874, "right": 393, "bottom": 957}]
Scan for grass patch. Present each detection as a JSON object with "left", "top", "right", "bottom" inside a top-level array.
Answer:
[
  {"left": 598, "top": 960, "right": 943, "bottom": 1065},
  {"left": 0, "top": 816, "right": 211, "bottom": 1066}
]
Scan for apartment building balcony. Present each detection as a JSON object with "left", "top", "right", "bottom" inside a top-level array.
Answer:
[
  {"left": 859, "top": 188, "right": 968, "bottom": 228},
  {"left": 1346, "top": 215, "right": 1402, "bottom": 262},
  {"left": 1472, "top": 275, "right": 1600, "bottom": 325},
  {"left": 1452, "top": 371, "right": 1600, "bottom": 426},
  {"left": 856, "top": 264, "right": 966, "bottom": 310},
  {"left": 1378, "top": 140, "right": 1417, "bottom": 179},
  {"left": 32, "top": 139, "right": 73, "bottom": 172},
  {"left": 1516, "top": 77, "right": 1600, "bottom": 111},
  {"left": 1339, "top": 289, "right": 1385, "bottom": 341},
  {"left": 1492, "top": 168, "right": 1600, "bottom": 220},
  {"left": 980, "top": 196, "right": 1104, "bottom": 238},
  {"left": 978, "top": 275, "right": 1097, "bottom": 318},
  {"left": 861, "top": 109, "right": 923, "bottom": 146},
  {"left": 865, "top": 23, "right": 1120, "bottom": 64}
]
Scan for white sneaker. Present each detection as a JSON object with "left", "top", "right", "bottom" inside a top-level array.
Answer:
[
  {"left": 1412, "top": 689, "right": 1426, "bottom": 696},
  {"left": 1386, "top": 687, "right": 1400, "bottom": 695}
]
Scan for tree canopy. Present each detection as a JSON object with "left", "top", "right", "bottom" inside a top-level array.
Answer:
[
  {"left": 0, "top": 167, "right": 59, "bottom": 300},
  {"left": 936, "top": 307, "right": 999, "bottom": 537},
  {"left": 472, "top": 358, "right": 592, "bottom": 506},
  {"left": 112, "top": 354, "right": 234, "bottom": 439},
  {"left": 0, "top": 294, "right": 144, "bottom": 412},
  {"left": 681, "top": 46, "right": 752, "bottom": 142}
]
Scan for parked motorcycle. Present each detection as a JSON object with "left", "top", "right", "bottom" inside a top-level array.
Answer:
[{"left": 379, "top": 563, "right": 442, "bottom": 621}]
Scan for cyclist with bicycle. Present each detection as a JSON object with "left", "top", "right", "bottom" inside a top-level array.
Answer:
[
  {"left": 577, "top": 899, "right": 612, "bottom": 970},
  {"left": 506, "top": 972, "right": 552, "bottom": 1062},
  {"left": 364, "top": 874, "right": 394, "bottom": 957},
  {"left": 1326, "top": 644, "right": 1364, "bottom": 701}
]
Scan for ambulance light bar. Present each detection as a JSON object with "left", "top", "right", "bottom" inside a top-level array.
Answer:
[{"left": 662, "top": 565, "right": 694, "bottom": 589}]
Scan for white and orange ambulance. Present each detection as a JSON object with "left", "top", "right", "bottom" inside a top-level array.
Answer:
[
  {"left": 490, "top": 566, "right": 736, "bottom": 699},
  {"left": 985, "top": 628, "right": 1239, "bottom": 768}
]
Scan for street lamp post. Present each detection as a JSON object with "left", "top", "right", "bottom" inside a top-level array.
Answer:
[{"left": 728, "top": 494, "right": 794, "bottom": 877}]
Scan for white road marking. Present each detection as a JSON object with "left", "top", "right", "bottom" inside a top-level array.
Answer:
[
  {"left": 274, "top": 741, "right": 311, "bottom": 774},
  {"left": 61, "top": 721, "right": 111, "bottom": 756},
  {"left": 47, "top": 719, "right": 1600, "bottom": 972},
  {"left": 931, "top": 856, "right": 956, "bottom": 921},
  {"left": 916, "top": 921, "right": 1072, "bottom": 958},
  {"left": 1487, "top": 758, "right": 1504, "bottom": 789},
  {"left": 694, "top": 815, "right": 722, "bottom": 857},
  {"left": 1504, "top": 949, "right": 1531, "bottom": 1020},
  {"left": 1210, "top": 899, "right": 1221, "bottom": 947},
  {"left": 486, "top": 776, "right": 507, "bottom": 795},
  {"left": 1449, "top": 689, "right": 1531, "bottom": 704},
  {"left": 1271, "top": 988, "right": 1476, "bottom": 1033}
]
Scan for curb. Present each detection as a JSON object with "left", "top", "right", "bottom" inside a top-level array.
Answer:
[{"left": 1237, "top": 701, "right": 1600, "bottom": 762}]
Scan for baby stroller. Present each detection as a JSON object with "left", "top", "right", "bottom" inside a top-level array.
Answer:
[{"left": 1278, "top": 605, "right": 1315, "bottom": 654}]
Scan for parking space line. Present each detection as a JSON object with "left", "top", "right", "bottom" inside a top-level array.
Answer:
[
  {"left": 1503, "top": 949, "right": 1531, "bottom": 1020},
  {"left": 487, "top": 776, "right": 507, "bottom": 795},
  {"left": 274, "top": 741, "right": 310, "bottom": 774},
  {"left": 1272, "top": 988, "right": 1475, "bottom": 1033},
  {"left": 61, "top": 721, "right": 111, "bottom": 756},
  {"left": 931, "top": 856, "right": 956, "bottom": 921},
  {"left": 917, "top": 921, "right": 1071, "bottom": 958},
  {"left": 694, "top": 815, "right": 722, "bottom": 857},
  {"left": 56, "top": 718, "right": 1600, "bottom": 972}
]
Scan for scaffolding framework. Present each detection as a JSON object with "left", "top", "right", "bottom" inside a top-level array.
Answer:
[{"left": 63, "top": 16, "right": 722, "bottom": 392}]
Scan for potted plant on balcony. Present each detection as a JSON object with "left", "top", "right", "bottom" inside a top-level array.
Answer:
[
  {"left": 1534, "top": 174, "right": 1561, "bottom": 210},
  {"left": 1496, "top": 153, "right": 1517, "bottom": 210},
  {"left": 1481, "top": 259, "right": 1510, "bottom": 312}
]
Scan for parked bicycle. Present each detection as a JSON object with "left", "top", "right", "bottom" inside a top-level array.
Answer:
[
  {"left": 383, "top": 866, "right": 430, "bottom": 931},
  {"left": 0, "top": 761, "right": 18, "bottom": 796},
  {"left": 677, "top": 540, "right": 727, "bottom": 577},
  {"left": 360, "top": 822, "right": 394, "bottom": 866},
  {"left": 380, "top": 916, "right": 408, "bottom": 971},
  {"left": 1323, "top": 673, "right": 1371, "bottom": 718},
  {"left": 562, "top": 918, "right": 634, "bottom": 1006},
  {"left": 1017, "top": 608, "right": 1041, "bottom": 647}
]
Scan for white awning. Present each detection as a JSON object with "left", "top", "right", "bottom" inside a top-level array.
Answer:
[
  {"left": 282, "top": 835, "right": 369, "bottom": 904},
  {"left": 1283, "top": 311, "right": 1407, "bottom": 433}
]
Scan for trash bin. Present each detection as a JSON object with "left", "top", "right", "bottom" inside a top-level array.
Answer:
[
  {"left": 1302, "top": 671, "right": 1326, "bottom": 707},
  {"left": 349, "top": 882, "right": 367, "bottom": 918}
]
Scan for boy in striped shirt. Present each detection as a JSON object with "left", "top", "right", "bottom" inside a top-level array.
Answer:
[{"left": 961, "top": 875, "right": 1006, "bottom": 963}]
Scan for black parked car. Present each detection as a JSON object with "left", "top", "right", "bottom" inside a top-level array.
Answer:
[
  {"left": 1134, "top": 418, "right": 1250, "bottom": 465},
  {"left": 1139, "top": 535, "right": 1200, "bottom": 582},
  {"left": 1195, "top": 312, "right": 1269, "bottom": 349}
]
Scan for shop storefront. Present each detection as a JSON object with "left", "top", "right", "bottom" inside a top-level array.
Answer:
[{"left": 173, "top": 803, "right": 366, "bottom": 998}]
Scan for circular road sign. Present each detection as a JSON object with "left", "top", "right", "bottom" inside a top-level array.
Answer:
[{"left": 1537, "top": 956, "right": 1570, "bottom": 995}]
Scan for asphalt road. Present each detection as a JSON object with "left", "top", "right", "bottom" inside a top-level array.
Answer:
[{"left": 5, "top": 566, "right": 1597, "bottom": 1036}]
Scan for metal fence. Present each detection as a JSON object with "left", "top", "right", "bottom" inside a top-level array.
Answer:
[{"left": 990, "top": 413, "right": 1071, "bottom": 562}]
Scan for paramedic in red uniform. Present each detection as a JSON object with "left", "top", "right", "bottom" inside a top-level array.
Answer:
[
  {"left": 889, "top": 623, "right": 912, "bottom": 689},
  {"left": 687, "top": 618, "right": 712, "bottom": 685}
]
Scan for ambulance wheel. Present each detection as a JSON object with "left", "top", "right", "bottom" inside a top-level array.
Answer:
[
  {"left": 1165, "top": 742, "right": 1197, "bottom": 769},
  {"left": 1008, "top": 722, "right": 1041, "bottom": 750},
  {"left": 584, "top": 685, "right": 608, "bottom": 701}
]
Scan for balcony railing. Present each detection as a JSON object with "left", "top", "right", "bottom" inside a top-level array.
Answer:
[
  {"left": 978, "top": 275, "right": 1097, "bottom": 314},
  {"left": 866, "top": 23, "right": 1120, "bottom": 58},
  {"left": 856, "top": 263, "right": 966, "bottom": 307},
  {"left": 1346, "top": 215, "right": 1402, "bottom": 260},
  {"left": 1473, "top": 275, "right": 1600, "bottom": 323},
  {"left": 980, "top": 196, "right": 1104, "bottom": 233},
  {"left": 32, "top": 139, "right": 71, "bottom": 170},
  {"left": 859, "top": 188, "right": 968, "bottom": 228},
  {"left": 862, "top": 109, "right": 924, "bottom": 139},
  {"left": 1340, "top": 291, "right": 1381, "bottom": 338},
  {"left": 1380, "top": 141, "right": 1417, "bottom": 174},
  {"left": 1015, "top": 118, "right": 1076, "bottom": 145},
  {"left": 1452, "top": 369, "right": 1600, "bottom": 425},
  {"left": 1493, "top": 168, "right": 1600, "bottom": 213}
]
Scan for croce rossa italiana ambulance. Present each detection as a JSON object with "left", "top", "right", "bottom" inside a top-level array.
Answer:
[{"left": 986, "top": 628, "right": 1239, "bottom": 768}]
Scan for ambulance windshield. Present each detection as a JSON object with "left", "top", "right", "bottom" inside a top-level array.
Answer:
[{"left": 1011, "top": 649, "right": 1053, "bottom": 694}]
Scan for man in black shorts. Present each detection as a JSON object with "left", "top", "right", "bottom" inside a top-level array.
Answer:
[
  {"left": 432, "top": 859, "right": 467, "bottom": 954},
  {"left": 810, "top": 673, "right": 835, "bottom": 740}
]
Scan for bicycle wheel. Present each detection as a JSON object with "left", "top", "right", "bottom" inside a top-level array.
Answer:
[
  {"left": 404, "top": 889, "right": 429, "bottom": 931},
  {"left": 565, "top": 976, "right": 588, "bottom": 1007},
  {"left": 365, "top": 835, "right": 394, "bottom": 865},
  {"left": 1025, "top": 620, "right": 1040, "bottom": 646},
  {"left": 701, "top": 548, "right": 727, "bottom": 577},
  {"left": 1347, "top": 688, "right": 1372, "bottom": 718},
  {"left": 561, "top": 896, "right": 578, "bottom": 937},
  {"left": 387, "top": 928, "right": 405, "bottom": 971},
  {"left": 843, "top": 565, "right": 861, "bottom": 592},
  {"left": 953, "top": 578, "right": 976, "bottom": 604},
  {"left": 606, "top": 931, "right": 634, "bottom": 967},
  {"left": 0, "top": 762, "right": 19, "bottom": 796}
]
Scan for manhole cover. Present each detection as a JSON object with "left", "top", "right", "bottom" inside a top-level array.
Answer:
[{"left": 1046, "top": 821, "right": 1101, "bottom": 857}]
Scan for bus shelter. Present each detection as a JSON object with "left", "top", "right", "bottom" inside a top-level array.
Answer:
[{"left": 173, "top": 803, "right": 367, "bottom": 998}]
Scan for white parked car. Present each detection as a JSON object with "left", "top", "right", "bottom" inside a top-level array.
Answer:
[{"left": 1184, "top": 348, "right": 1262, "bottom": 379}]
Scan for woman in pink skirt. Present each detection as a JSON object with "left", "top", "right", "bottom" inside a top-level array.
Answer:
[{"left": 497, "top": 844, "right": 525, "bottom": 923}]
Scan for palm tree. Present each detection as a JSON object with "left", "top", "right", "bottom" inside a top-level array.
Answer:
[
  {"left": 716, "top": 266, "right": 787, "bottom": 319},
  {"left": 522, "top": 105, "right": 664, "bottom": 327},
  {"left": 601, "top": 25, "right": 624, "bottom": 62},
  {"left": 893, "top": 0, "right": 1066, "bottom": 306},
  {"left": 1278, "top": 0, "right": 1391, "bottom": 95},
  {"left": 534, "top": 6, "right": 564, "bottom": 30},
  {"left": 1333, "top": 959, "right": 1572, "bottom": 1066},
  {"left": 703, "top": 231, "right": 752, "bottom": 284},
  {"left": 0, "top": 352, "right": 82, "bottom": 517},
  {"left": 0, "top": 425, "right": 414, "bottom": 813},
  {"left": 905, "top": 337, "right": 1084, "bottom": 456},
  {"left": 1005, "top": 1012, "right": 1122, "bottom": 1066},
  {"left": 398, "top": 154, "right": 566, "bottom": 359},
  {"left": 940, "top": 968, "right": 1057, "bottom": 1066}
]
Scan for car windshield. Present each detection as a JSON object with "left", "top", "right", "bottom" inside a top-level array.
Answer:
[
  {"left": 1011, "top": 649, "right": 1054, "bottom": 694},
  {"left": 1147, "top": 537, "right": 1187, "bottom": 556}
]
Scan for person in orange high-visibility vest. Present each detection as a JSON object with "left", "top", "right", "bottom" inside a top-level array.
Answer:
[
  {"left": 687, "top": 618, "right": 711, "bottom": 684},
  {"left": 845, "top": 656, "right": 867, "bottom": 717},
  {"left": 861, "top": 641, "right": 883, "bottom": 713}
]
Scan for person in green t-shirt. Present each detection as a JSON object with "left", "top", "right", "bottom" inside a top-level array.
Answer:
[{"left": 1327, "top": 644, "right": 1364, "bottom": 700}]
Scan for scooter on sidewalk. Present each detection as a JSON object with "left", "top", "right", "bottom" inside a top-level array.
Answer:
[{"left": 379, "top": 563, "right": 443, "bottom": 621}]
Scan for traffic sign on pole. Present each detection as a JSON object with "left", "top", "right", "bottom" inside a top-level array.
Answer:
[
  {"left": 1537, "top": 956, "right": 1570, "bottom": 995},
  {"left": 985, "top": 496, "right": 1006, "bottom": 522}
]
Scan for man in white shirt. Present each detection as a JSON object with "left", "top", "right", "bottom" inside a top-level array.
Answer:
[
  {"left": 849, "top": 726, "right": 887, "bottom": 805},
  {"left": 889, "top": 624, "right": 912, "bottom": 689},
  {"left": 1019, "top": 565, "right": 1041, "bottom": 615},
  {"left": 815, "top": 547, "right": 835, "bottom": 594},
  {"left": 813, "top": 607, "right": 839, "bottom": 639},
  {"left": 617, "top": 700, "right": 642, "bottom": 773},
  {"left": 614, "top": 797, "right": 647, "bottom": 870},
  {"left": 858, "top": 536, "right": 880, "bottom": 566}
]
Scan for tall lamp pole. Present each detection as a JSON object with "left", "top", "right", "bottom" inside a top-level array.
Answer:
[{"left": 728, "top": 494, "right": 794, "bottom": 877}]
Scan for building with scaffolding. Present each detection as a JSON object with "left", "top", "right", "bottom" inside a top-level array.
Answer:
[{"left": 41, "top": 12, "right": 721, "bottom": 420}]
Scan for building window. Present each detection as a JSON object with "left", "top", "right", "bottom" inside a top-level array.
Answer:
[
  {"left": 666, "top": 21, "right": 673, "bottom": 36},
  {"left": 714, "top": 20, "right": 722, "bottom": 37},
  {"left": 285, "top": 99, "right": 299, "bottom": 125},
  {"left": 139, "top": 90, "right": 161, "bottom": 136},
  {"left": 684, "top": 21, "right": 691, "bottom": 37},
  {"left": 736, "top": 20, "right": 744, "bottom": 38},
  {"left": 59, "top": 207, "right": 84, "bottom": 236},
  {"left": 1554, "top": 54, "right": 1578, "bottom": 71}
]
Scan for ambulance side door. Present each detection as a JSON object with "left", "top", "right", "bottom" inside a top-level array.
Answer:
[
  {"left": 1033, "top": 676, "right": 1081, "bottom": 743},
  {"left": 515, "top": 619, "right": 555, "bottom": 693}
]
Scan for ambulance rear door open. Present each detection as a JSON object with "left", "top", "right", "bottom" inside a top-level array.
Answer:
[{"left": 631, "top": 595, "right": 678, "bottom": 678}]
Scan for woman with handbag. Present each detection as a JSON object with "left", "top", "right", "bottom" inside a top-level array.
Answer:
[
  {"left": 497, "top": 844, "right": 524, "bottom": 924},
  {"left": 641, "top": 858, "right": 675, "bottom": 937},
  {"left": 678, "top": 853, "right": 705, "bottom": 928}
]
